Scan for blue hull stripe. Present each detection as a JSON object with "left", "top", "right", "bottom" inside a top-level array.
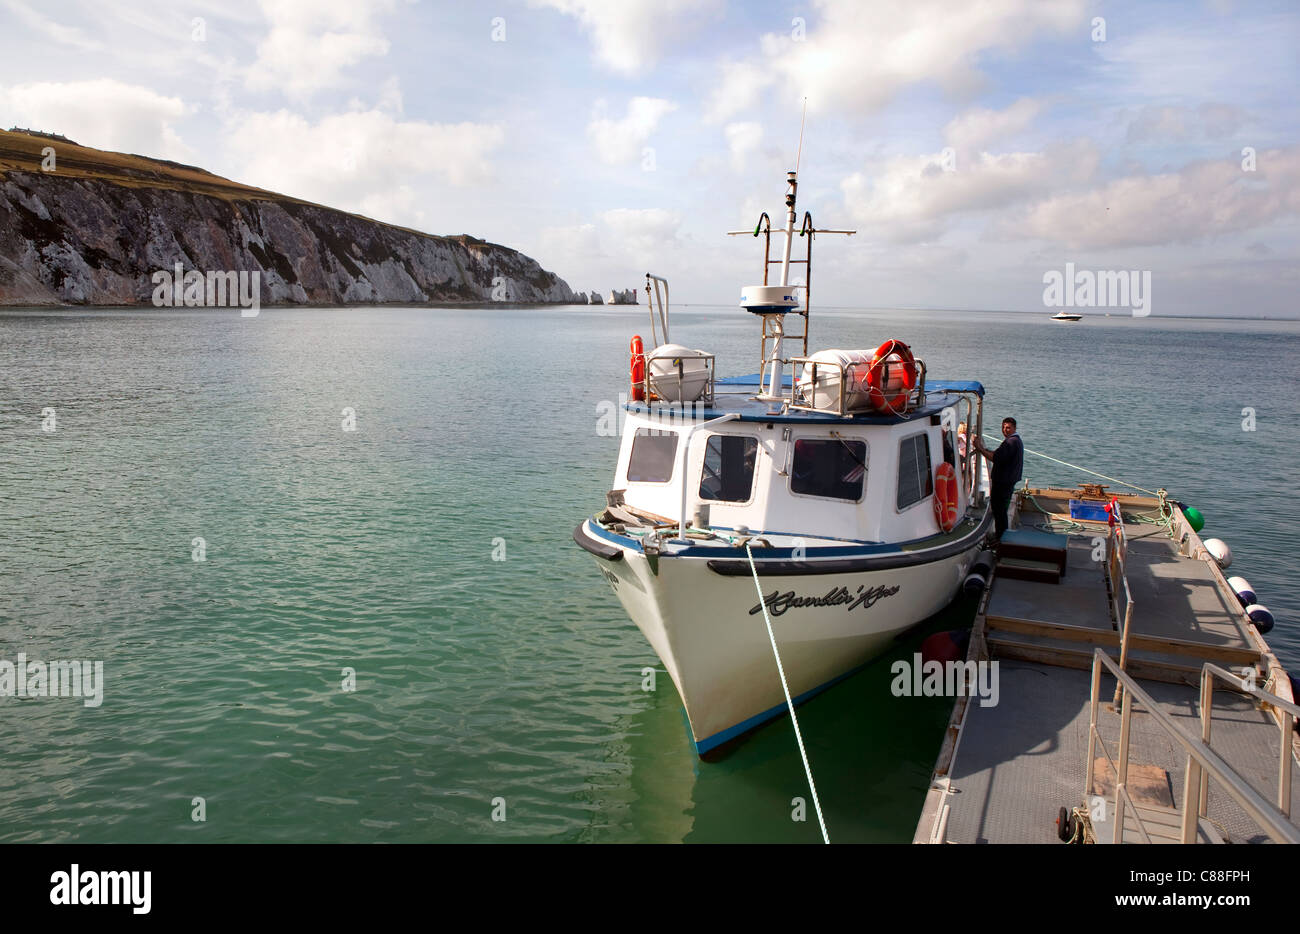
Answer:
[{"left": 692, "top": 662, "right": 870, "bottom": 755}]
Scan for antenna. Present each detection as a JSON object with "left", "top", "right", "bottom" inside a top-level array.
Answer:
[{"left": 794, "top": 98, "right": 807, "bottom": 176}]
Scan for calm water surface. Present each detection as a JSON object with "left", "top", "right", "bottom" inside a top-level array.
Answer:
[{"left": 1, "top": 305, "right": 1296, "bottom": 842}]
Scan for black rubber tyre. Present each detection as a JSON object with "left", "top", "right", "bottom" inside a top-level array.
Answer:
[{"left": 1057, "top": 806, "right": 1071, "bottom": 841}]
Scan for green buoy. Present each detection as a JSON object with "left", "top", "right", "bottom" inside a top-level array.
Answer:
[{"left": 1183, "top": 506, "right": 1205, "bottom": 532}]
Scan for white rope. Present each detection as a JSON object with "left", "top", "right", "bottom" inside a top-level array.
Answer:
[
  {"left": 980, "top": 433, "right": 1161, "bottom": 498},
  {"left": 745, "top": 541, "right": 830, "bottom": 844}
]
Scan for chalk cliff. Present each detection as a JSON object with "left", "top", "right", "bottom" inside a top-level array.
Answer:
[{"left": 0, "top": 129, "right": 578, "bottom": 306}]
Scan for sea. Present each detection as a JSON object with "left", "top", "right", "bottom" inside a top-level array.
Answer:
[{"left": 1, "top": 304, "right": 1296, "bottom": 843}]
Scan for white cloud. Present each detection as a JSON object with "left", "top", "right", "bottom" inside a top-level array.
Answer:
[
  {"left": 601, "top": 207, "right": 682, "bottom": 249},
  {"left": 0, "top": 0, "right": 103, "bottom": 52},
  {"left": 246, "top": 0, "right": 401, "bottom": 100},
  {"left": 0, "top": 79, "right": 193, "bottom": 161},
  {"left": 538, "top": 208, "right": 686, "bottom": 261},
  {"left": 537, "top": 223, "right": 605, "bottom": 267},
  {"left": 375, "top": 76, "right": 403, "bottom": 115},
  {"left": 1125, "top": 103, "right": 1248, "bottom": 143},
  {"left": 1090, "top": 17, "right": 1293, "bottom": 104},
  {"left": 534, "top": 209, "right": 684, "bottom": 287},
  {"left": 223, "top": 109, "right": 505, "bottom": 227},
  {"left": 724, "top": 122, "right": 763, "bottom": 172},
  {"left": 944, "top": 98, "right": 1042, "bottom": 153},
  {"left": 709, "top": 0, "right": 1084, "bottom": 119},
  {"left": 703, "top": 61, "right": 773, "bottom": 123},
  {"left": 1012, "top": 147, "right": 1300, "bottom": 249},
  {"left": 530, "top": 0, "right": 723, "bottom": 76},
  {"left": 841, "top": 142, "right": 1098, "bottom": 243},
  {"left": 587, "top": 97, "right": 677, "bottom": 166}
]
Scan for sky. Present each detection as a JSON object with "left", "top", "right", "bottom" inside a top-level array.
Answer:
[{"left": 0, "top": 0, "right": 1296, "bottom": 316}]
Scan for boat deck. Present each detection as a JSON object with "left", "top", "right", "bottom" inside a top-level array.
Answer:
[{"left": 914, "top": 488, "right": 1298, "bottom": 845}]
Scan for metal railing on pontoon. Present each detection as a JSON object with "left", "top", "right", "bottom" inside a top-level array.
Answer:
[{"left": 1085, "top": 648, "right": 1300, "bottom": 844}]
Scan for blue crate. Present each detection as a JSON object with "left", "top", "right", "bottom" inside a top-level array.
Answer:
[{"left": 1069, "top": 499, "right": 1110, "bottom": 522}]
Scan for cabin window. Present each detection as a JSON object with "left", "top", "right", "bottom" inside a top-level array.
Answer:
[
  {"left": 942, "top": 427, "right": 956, "bottom": 470},
  {"left": 897, "top": 433, "right": 934, "bottom": 510},
  {"left": 790, "top": 438, "right": 867, "bottom": 501},
  {"left": 699, "top": 435, "right": 758, "bottom": 503},
  {"left": 627, "top": 428, "right": 678, "bottom": 483}
]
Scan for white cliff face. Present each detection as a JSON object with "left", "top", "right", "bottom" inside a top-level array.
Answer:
[{"left": 0, "top": 171, "right": 579, "bottom": 306}]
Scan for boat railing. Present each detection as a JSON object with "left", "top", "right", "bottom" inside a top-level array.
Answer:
[
  {"left": 786, "top": 355, "right": 928, "bottom": 416},
  {"left": 1105, "top": 508, "right": 1136, "bottom": 706},
  {"left": 1085, "top": 648, "right": 1300, "bottom": 844},
  {"left": 1198, "top": 663, "right": 1298, "bottom": 822},
  {"left": 639, "top": 354, "right": 716, "bottom": 409},
  {"left": 644, "top": 273, "right": 670, "bottom": 345}
]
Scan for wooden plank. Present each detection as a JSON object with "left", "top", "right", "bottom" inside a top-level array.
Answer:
[
  {"left": 1091, "top": 759, "right": 1175, "bottom": 808},
  {"left": 986, "top": 636, "right": 1200, "bottom": 684},
  {"left": 1125, "top": 632, "right": 1260, "bottom": 666},
  {"left": 987, "top": 615, "right": 1118, "bottom": 645},
  {"left": 986, "top": 615, "right": 1261, "bottom": 666},
  {"left": 604, "top": 504, "right": 677, "bottom": 527},
  {"left": 625, "top": 504, "right": 678, "bottom": 525},
  {"left": 996, "top": 561, "right": 1061, "bottom": 584}
]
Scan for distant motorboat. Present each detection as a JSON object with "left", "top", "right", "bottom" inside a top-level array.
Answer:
[{"left": 1052, "top": 310, "right": 1083, "bottom": 321}]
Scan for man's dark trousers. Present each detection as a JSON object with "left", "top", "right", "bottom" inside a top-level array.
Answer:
[{"left": 992, "top": 485, "right": 1012, "bottom": 539}]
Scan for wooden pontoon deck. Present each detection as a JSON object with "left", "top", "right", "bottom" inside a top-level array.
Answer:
[{"left": 915, "top": 488, "right": 1298, "bottom": 845}]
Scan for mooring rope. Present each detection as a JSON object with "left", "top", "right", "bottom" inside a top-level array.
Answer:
[
  {"left": 980, "top": 433, "right": 1161, "bottom": 498},
  {"left": 745, "top": 541, "right": 830, "bottom": 844}
]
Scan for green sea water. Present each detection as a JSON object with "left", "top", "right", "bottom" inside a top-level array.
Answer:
[{"left": 1, "top": 304, "right": 1297, "bottom": 843}]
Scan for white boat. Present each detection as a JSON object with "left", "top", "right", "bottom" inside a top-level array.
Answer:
[
  {"left": 574, "top": 169, "right": 993, "bottom": 755},
  {"left": 1052, "top": 310, "right": 1083, "bottom": 321}
]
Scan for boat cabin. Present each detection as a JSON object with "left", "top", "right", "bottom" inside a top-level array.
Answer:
[{"left": 608, "top": 373, "right": 987, "bottom": 549}]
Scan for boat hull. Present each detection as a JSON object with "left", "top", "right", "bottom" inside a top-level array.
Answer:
[{"left": 579, "top": 515, "right": 989, "bottom": 753}]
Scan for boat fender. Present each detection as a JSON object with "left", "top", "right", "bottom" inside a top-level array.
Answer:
[
  {"left": 921, "top": 629, "right": 970, "bottom": 666},
  {"left": 864, "top": 339, "right": 917, "bottom": 414},
  {"left": 963, "top": 548, "right": 994, "bottom": 596},
  {"left": 629, "top": 335, "right": 646, "bottom": 402},
  {"left": 933, "top": 462, "right": 960, "bottom": 532},
  {"left": 1226, "top": 575, "right": 1256, "bottom": 606},
  {"left": 1203, "top": 538, "right": 1232, "bottom": 568},
  {"left": 1180, "top": 504, "right": 1205, "bottom": 533},
  {"left": 1244, "top": 604, "right": 1274, "bottom": 634}
]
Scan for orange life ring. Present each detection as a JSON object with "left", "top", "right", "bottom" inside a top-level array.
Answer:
[
  {"left": 865, "top": 339, "right": 917, "bottom": 414},
  {"left": 933, "top": 461, "right": 960, "bottom": 532},
  {"left": 630, "top": 335, "right": 646, "bottom": 401}
]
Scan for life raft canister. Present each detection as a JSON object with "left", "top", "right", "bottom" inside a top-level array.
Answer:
[
  {"left": 630, "top": 335, "right": 646, "bottom": 401},
  {"left": 933, "top": 461, "right": 960, "bottom": 532},
  {"left": 865, "top": 339, "right": 917, "bottom": 414}
]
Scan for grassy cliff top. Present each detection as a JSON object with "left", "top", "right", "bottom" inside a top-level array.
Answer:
[
  {"left": 0, "top": 128, "right": 494, "bottom": 248},
  {"left": 1, "top": 128, "right": 299, "bottom": 203}
]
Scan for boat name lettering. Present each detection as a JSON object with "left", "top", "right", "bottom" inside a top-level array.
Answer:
[{"left": 749, "top": 584, "right": 901, "bottom": 617}]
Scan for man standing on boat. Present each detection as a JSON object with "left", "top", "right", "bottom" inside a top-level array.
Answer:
[{"left": 975, "top": 418, "right": 1023, "bottom": 540}]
